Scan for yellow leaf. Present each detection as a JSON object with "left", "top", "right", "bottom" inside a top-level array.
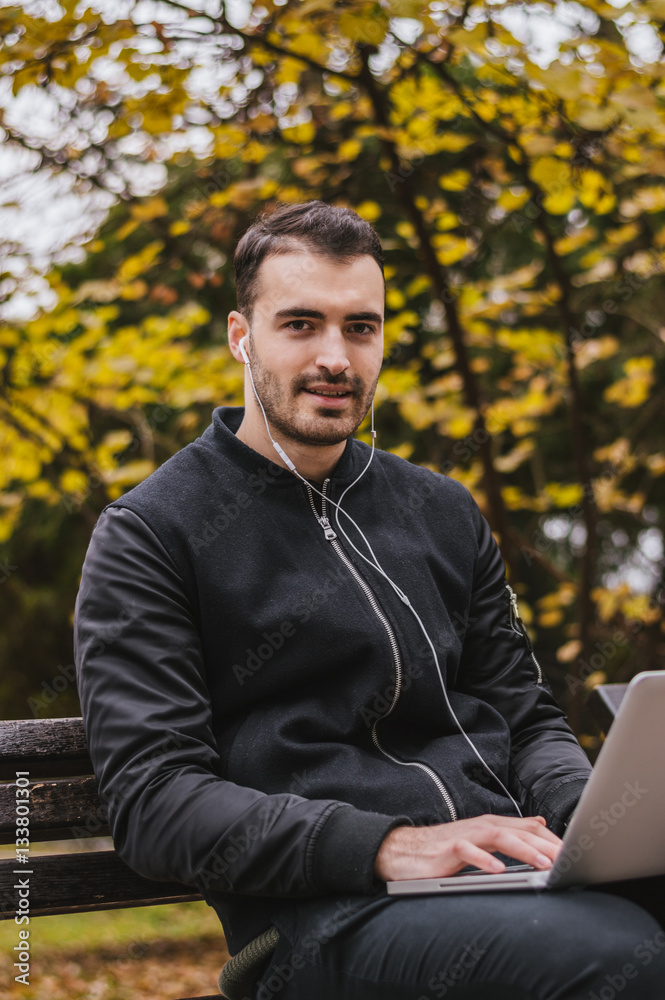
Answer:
[
  {"left": 435, "top": 212, "right": 459, "bottom": 231},
  {"left": 116, "top": 241, "right": 165, "bottom": 283},
  {"left": 281, "top": 121, "right": 316, "bottom": 144},
  {"left": 446, "top": 414, "right": 475, "bottom": 438},
  {"left": 569, "top": 101, "right": 617, "bottom": 131},
  {"left": 338, "top": 6, "right": 388, "bottom": 45},
  {"left": 646, "top": 454, "right": 665, "bottom": 477},
  {"left": 529, "top": 156, "right": 571, "bottom": 190},
  {"left": 434, "top": 236, "right": 475, "bottom": 265},
  {"left": 434, "top": 133, "right": 475, "bottom": 152},
  {"left": 130, "top": 197, "right": 169, "bottom": 222},
  {"left": 553, "top": 227, "right": 596, "bottom": 255},
  {"left": 584, "top": 671, "right": 607, "bottom": 691},
  {"left": 595, "top": 193, "right": 616, "bottom": 215},
  {"left": 575, "top": 336, "right": 619, "bottom": 370},
  {"left": 274, "top": 56, "right": 305, "bottom": 85},
  {"left": 389, "top": 442, "right": 414, "bottom": 459},
  {"left": 438, "top": 170, "right": 471, "bottom": 192},
  {"left": 60, "top": 469, "right": 90, "bottom": 494},
  {"left": 116, "top": 219, "right": 140, "bottom": 241},
  {"left": 502, "top": 486, "right": 538, "bottom": 510},
  {"left": 329, "top": 101, "right": 354, "bottom": 120},
  {"left": 120, "top": 280, "right": 148, "bottom": 300},
  {"left": 355, "top": 201, "right": 381, "bottom": 221},
  {"left": 542, "top": 190, "right": 576, "bottom": 215},
  {"left": 396, "top": 221, "right": 416, "bottom": 240},
  {"left": 447, "top": 22, "right": 488, "bottom": 49},
  {"left": 386, "top": 288, "right": 406, "bottom": 310},
  {"left": 528, "top": 64, "right": 583, "bottom": 101},
  {"left": 544, "top": 482, "right": 584, "bottom": 507},
  {"left": 406, "top": 275, "right": 431, "bottom": 297},
  {"left": 556, "top": 640, "right": 582, "bottom": 663},
  {"left": 494, "top": 441, "right": 534, "bottom": 473},
  {"left": 497, "top": 188, "right": 530, "bottom": 212},
  {"left": 104, "top": 460, "right": 156, "bottom": 488},
  {"left": 622, "top": 594, "right": 661, "bottom": 625},
  {"left": 213, "top": 124, "right": 247, "bottom": 158},
  {"left": 604, "top": 357, "right": 655, "bottom": 408},
  {"left": 338, "top": 138, "right": 363, "bottom": 161},
  {"left": 539, "top": 609, "right": 563, "bottom": 628}
]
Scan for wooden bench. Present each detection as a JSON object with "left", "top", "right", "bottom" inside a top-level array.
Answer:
[
  {"left": 0, "top": 689, "right": 627, "bottom": 995},
  {"left": 0, "top": 717, "right": 221, "bottom": 1000}
]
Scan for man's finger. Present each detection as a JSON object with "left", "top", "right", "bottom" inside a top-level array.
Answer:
[
  {"left": 446, "top": 839, "right": 506, "bottom": 876},
  {"left": 485, "top": 830, "right": 558, "bottom": 869},
  {"left": 471, "top": 815, "right": 563, "bottom": 846}
]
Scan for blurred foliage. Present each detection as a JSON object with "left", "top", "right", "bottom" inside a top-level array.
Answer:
[
  {"left": 1, "top": 0, "right": 665, "bottom": 736},
  {"left": 0, "top": 897, "right": 225, "bottom": 999}
]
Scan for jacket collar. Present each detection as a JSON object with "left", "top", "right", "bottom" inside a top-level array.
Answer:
[{"left": 204, "top": 406, "right": 362, "bottom": 487}]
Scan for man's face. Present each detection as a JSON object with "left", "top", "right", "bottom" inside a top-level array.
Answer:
[{"left": 242, "top": 251, "right": 384, "bottom": 447}]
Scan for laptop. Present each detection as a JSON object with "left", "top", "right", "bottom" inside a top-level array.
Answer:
[{"left": 387, "top": 670, "right": 665, "bottom": 895}]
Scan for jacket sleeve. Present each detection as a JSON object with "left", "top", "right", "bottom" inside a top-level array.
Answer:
[
  {"left": 455, "top": 496, "right": 592, "bottom": 835},
  {"left": 74, "top": 506, "right": 408, "bottom": 898}
]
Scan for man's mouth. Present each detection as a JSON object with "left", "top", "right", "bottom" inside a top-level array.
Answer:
[{"left": 303, "top": 387, "right": 352, "bottom": 398}]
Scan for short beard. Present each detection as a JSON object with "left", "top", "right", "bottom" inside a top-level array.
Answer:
[{"left": 247, "top": 333, "right": 376, "bottom": 447}]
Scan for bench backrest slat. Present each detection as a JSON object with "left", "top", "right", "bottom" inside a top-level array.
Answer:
[
  {"left": 0, "top": 717, "right": 204, "bottom": 921},
  {"left": 0, "top": 776, "right": 109, "bottom": 845},
  {"left": 0, "top": 718, "right": 92, "bottom": 780},
  {"left": 0, "top": 851, "right": 199, "bottom": 919}
]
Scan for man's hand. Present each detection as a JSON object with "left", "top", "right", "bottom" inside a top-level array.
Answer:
[{"left": 374, "top": 815, "right": 562, "bottom": 882}]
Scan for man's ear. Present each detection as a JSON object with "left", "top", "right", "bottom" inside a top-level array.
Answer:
[{"left": 228, "top": 311, "right": 249, "bottom": 364}]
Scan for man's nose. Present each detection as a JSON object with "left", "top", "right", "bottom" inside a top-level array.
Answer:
[{"left": 314, "top": 328, "right": 350, "bottom": 376}]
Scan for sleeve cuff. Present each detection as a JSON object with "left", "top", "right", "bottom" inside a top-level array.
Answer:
[
  {"left": 541, "top": 776, "right": 590, "bottom": 837},
  {"left": 311, "top": 805, "right": 413, "bottom": 895}
]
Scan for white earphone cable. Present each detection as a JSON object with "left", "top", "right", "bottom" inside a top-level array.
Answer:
[{"left": 240, "top": 336, "right": 522, "bottom": 817}]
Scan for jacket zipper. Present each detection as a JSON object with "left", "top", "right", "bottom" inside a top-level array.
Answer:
[
  {"left": 304, "top": 479, "right": 458, "bottom": 821},
  {"left": 506, "top": 584, "right": 543, "bottom": 685}
]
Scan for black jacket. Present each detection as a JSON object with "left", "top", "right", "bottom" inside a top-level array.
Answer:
[{"left": 74, "top": 406, "right": 591, "bottom": 953}]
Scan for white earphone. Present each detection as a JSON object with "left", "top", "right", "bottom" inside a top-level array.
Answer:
[
  {"left": 232, "top": 327, "right": 523, "bottom": 818},
  {"left": 238, "top": 335, "right": 251, "bottom": 366}
]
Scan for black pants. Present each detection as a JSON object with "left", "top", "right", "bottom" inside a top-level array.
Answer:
[{"left": 255, "top": 878, "right": 665, "bottom": 1000}]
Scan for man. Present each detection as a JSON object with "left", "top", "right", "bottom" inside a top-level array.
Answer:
[{"left": 75, "top": 200, "right": 665, "bottom": 999}]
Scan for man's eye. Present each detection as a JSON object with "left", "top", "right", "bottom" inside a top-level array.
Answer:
[
  {"left": 287, "top": 320, "right": 312, "bottom": 330},
  {"left": 349, "top": 324, "right": 375, "bottom": 335}
]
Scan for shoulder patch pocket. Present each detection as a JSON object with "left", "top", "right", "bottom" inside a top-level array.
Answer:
[{"left": 506, "top": 584, "right": 544, "bottom": 685}]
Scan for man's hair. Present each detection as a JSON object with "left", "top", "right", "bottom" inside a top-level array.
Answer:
[{"left": 233, "top": 200, "right": 384, "bottom": 321}]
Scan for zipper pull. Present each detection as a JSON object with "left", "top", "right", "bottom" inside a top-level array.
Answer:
[
  {"left": 508, "top": 585, "right": 519, "bottom": 622},
  {"left": 507, "top": 585, "right": 533, "bottom": 645},
  {"left": 318, "top": 516, "right": 337, "bottom": 541}
]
